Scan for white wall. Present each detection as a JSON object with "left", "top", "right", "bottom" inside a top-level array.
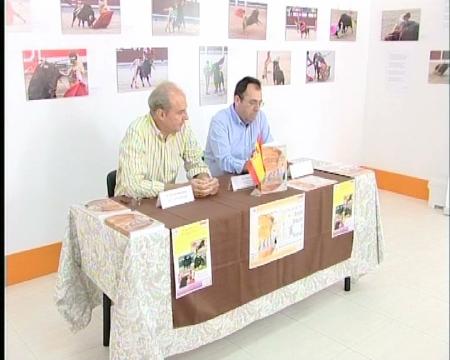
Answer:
[
  {"left": 6, "top": 0, "right": 420, "bottom": 255},
  {"left": 363, "top": 0, "right": 449, "bottom": 199}
]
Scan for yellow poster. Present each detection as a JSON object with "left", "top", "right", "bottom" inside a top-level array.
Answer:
[
  {"left": 171, "top": 219, "right": 212, "bottom": 299},
  {"left": 331, "top": 180, "right": 355, "bottom": 237}
]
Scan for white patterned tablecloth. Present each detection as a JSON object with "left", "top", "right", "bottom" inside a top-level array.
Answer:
[{"left": 55, "top": 168, "right": 384, "bottom": 360}]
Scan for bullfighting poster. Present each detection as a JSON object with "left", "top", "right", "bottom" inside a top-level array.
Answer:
[
  {"left": 199, "top": 46, "right": 228, "bottom": 106},
  {"left": 23, "top": 49, "right": 89, "bottom": 101},
  {"left": 257, "top": 51, "right": 291, "bottom": 86},
  {"left": 172, "top": 219, "right": 212, "bottom": 299},
  {"left": 6, "top": 0, "right": 31, "bottom": 32},
  {"left": 306, "top": 50, "right": 335, "bottom": 83},
  {"left": 285, "top": 6, "right": 318, "bottom": 41},
  {"left": 381, "top": 8, "right": 420, "bottom": 41},
  {"left": 152, "top": 0, "right": 200, "bottom": 36},
  {"left": 116, "top": 47, "right": 169, "bottom": 92},
  {"left": 428, "top": 50, "right": 449, "bottom": 84},
  {"left": 249, "top": 194, "right": 305, "bottom": 269},
  {"left": 60, "top": 0, "right": 121, "bottom": 34},
  {"left": 330, "top": 9, "right": 358, "bottom": 41},
  {"left": 228, "top": 0, "right": 267, "bottom": 40},
  {"left": 331, "top": 180, "right": 355, "bottom": 238}
]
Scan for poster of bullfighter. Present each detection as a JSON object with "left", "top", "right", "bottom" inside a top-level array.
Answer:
[
  {"left": 23, "top": 49, "right": 89, "bottom": 101},
  {"left": 305, "top": 50, "right": 335, "bottom": 84},
  {"left": 257, "top": 51, "right": 291, "bottom": 86},
  {"left": 6, "top": 0, "right": 31, "bottom": 32},
  {"left": 60, "top": 0, "right": 121, "bottom": 34},
  {"left": 330, "top": 9, "right": 358, "bottom": 41},
  {"left": 285, "top": 6, "right": 317, "bottom": 41},
  {"left": 228, "top": 0, "right": 267, "bottom": 40},
  {"left": 381, "top": 8, "right": 420, "bottom": 41},
  {"left": 152, "top": 0, "right": 200, "bottom": 36},
  {"left": 428, "top": 50, "right": 449, "bottom": 84},
  {"left": 199, "top": 46, "right": 228, "bottom": 106},
  {"left": 116, "top": 48, "right": 169, "bottom": 93}
]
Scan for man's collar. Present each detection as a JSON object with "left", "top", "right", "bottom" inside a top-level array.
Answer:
[{"left": 230, "top": 104, "right": 249, "bottom": 127}]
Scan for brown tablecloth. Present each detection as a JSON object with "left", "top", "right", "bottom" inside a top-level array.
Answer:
[{"left": 115, "top": 171, "right": 353, "bottom": 328}]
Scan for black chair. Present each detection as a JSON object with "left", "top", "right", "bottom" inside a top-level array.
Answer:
[{"left": 103, "top": 170, "right": 116, "bottom": 347}]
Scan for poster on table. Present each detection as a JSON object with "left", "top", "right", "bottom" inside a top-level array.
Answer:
[
  {"left": 285, "top": 6, "right": 317, "bottom": 41},
  {"left": 152, "top": 0, "right": 200, "bottom": 36},
  {"left": 249, "top": 194, "right": 305, "bottom": 269},
  {"left": 331, "top": 180, "right": 355, "bottom": 237},
  {"left": 172, "top": 219, "right": 212, "bottom": 299},
  {"left": 199, "top": 46, "right": 228, "bottom": 106},
  {"left": 228, "top": 0, "right": 267, "bottom": 40},
  {"left": 116, "top": 47, "right": 168, "bottom": 92},
  {"left": 60, "top": 0, "right": 121, "bottom": 34},
  {"left": 23, "top": 48, "right": 89, "bottom": 101}
]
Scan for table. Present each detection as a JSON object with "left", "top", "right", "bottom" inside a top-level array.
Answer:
[{"left": 55, "top": 164, "right": 384, "bottom": 360}]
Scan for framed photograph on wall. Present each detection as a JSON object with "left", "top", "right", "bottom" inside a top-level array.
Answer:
[
  {"left": 285, "top": 6, "right": 317, "bottom": 41},
  {"left": 330, "top": 9, "right": 357, "bottom": 41},
  {"left": 257, "top": 51, "right": 291, "bottom": 86},
  {"left": 199, "top": 46, "right": 228, "bottom": 106},
  {"left": 116, "top": 47, "right": 169, "bottom": 93},
  {"left": 60, "top": 0, "right": 121, "bottom": 34},
  {"left": 23, "top": 49, "right": 89, "bottom": 101},
  {"left": 306, "top": 50, "right": 335, "bottom": 83},
  {"left": 6, "top": 0, "right": 31, "bottom": 32},
  {"left": 228, "top": 0, "right": 267, "bottom": 40},
  {"left": 381, "top": 8, "right": 420, "bottom": 41},
  {"left": 152, "top": 0, "right": 200, "bottom": 36},
  {"left": 428, "top": 50, "right": 449, "bottom": 84}
]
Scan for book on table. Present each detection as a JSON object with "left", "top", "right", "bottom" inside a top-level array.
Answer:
[{"left": 104, "top": 211, "right": 164, "bottom": 238}]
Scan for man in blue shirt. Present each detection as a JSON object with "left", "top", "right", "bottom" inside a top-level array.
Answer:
[{"left": 204, "top": 76, "right": 273, "bottom": 176}]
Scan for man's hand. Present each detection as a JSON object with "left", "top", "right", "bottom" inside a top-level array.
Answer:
[{"left": 190, "top": 176, "right": 219, "bottom": 198}]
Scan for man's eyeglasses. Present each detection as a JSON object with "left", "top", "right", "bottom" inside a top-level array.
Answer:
[{"left": 243, "top": 98, "right": 264, "bottom": 108}]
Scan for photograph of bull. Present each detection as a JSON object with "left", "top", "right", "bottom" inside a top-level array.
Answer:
[
  {"left": 228, "top": 0, "right": 267, "bottom": 40},
  {"left": 285, "top": 6, "right": 318, "bottom": 41},
  {"left": 381, "top": 9, "right": 420, "bottom": 41},
  {"left": 60, "top": 0, "right": 121, "bottom": 34},
  {"left": 23, "top": 49, "right": 89, "bottom": 101},
  {"left": 330, "top": 9, "right": 357, "bottom": 41},
  {"left": 428, "top": 50, "right": 449, "bottom": 84},
  {"left": 152, "top": 0, "right": 200, "bottom": 36},
  {"left": 199, "top": 46, "right": 228, "bottom": 106},
  {"left": 306, "top": 51, "right": 335, "bottom": 84},
  {"left": 257, "top": 51, "right": 291, "bottom": 86}
]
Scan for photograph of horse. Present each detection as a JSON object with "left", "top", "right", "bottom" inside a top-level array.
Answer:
[
  {"left": 116, "top": 48, "right": 168, "bottom": 93},
  {"left": 305, "top": 50, "right": 335, "bottom": 84},
  {"left": 152, "top": 0, "right": 200, "bottom": 36},
  {"left": 285, "top": 6, "right": 317, "bottom": 41},
  {"left": 60, "top": 0, "right": 121, "bottom": 34},
  {"left": 199, "top": 46, "right": 228, "bottom": 106},
  {"left": 228, "top": 0, "right": 267, "bottom": 40},
  {"left": 23, "top": 49, "right": 89, "bottom": 101},
  {"left": 330, "top": 9, "right": 357, "bottom": 41},
  {"left": 381, "top": 8, "right": 420, "bottom": 41},
  {"left": 428, "top": 50, "right": 449, "bottom": 84},
  {"left": 257, "top": 51, "right": 291, "bottom": 86}
]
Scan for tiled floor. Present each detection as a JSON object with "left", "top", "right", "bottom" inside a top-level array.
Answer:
[{"left": 6, "top": 190, "right": 449, "bottom": 360}]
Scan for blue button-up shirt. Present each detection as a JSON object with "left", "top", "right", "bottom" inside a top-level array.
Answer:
[{"left": 204, "top": 104, "right": 273, "bottom": 176}]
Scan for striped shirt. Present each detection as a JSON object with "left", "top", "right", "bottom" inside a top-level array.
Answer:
[{"left": 115, "top": 114, "right": 210, "bottom": 198}]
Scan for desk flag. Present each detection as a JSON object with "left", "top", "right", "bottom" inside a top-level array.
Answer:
[{"left": 247, "top": 138, "right": 265, "bottom": 185}]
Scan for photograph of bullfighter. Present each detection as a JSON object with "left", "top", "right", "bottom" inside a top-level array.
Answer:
[
  {"left": 428, "top": 50, "right": 449, "bottom": 84},
  {"left": 285, "top": 6, "right": 317, "bottom": 41},
  {"left": 257, "top": 51, "right": 291, "bottom": 86},
  {"left": 60, "top": 0, "right": 121, "bottom": 34},
  {"left": 305, "top": 50, "right": 335, "bottom": 83},
  {"left": 23, "top": 49, "right": 89, "bottom": 101},
  {"left": 152, "top": 0, "right": 200, "bottom": 36},
  {"left": 6, "top": 0, "right": 30, "bottom": 32},
  {"left": 116, "top": 47, "right": 168, "bottom": 93},
  {"left": 199, "top": 46, "right": 228, "bottom": 106},
  {"left": 330, "top": 9, "right": 357, "bottom": 41},
  {"left": 228, "top": 0, "right": 267, "bottom": 40},
  {"left": 381, "top": 9, "right": 420, "bottom": 41}
]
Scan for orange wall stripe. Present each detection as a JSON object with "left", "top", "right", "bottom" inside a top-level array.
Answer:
[
  {"left": 6, "top": 242, "right": 62, "bottom": 286},
  {"left": 363, "top": 166, "right": 429, "bottom": 200}
]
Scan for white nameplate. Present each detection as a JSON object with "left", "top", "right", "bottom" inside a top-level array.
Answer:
[
  {"left": 156, "top": 185, "right": 194, "bottom": 209},
  {"left": 230, "top": 174, "right": 255, "bottom": 191},
  {"left": 289, "top": 160, "right": 314, "bottom": 179}
]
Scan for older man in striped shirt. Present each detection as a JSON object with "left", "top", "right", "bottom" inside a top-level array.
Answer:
[{"left": 115, "top": 81, "right": 219, "bottom": 199}]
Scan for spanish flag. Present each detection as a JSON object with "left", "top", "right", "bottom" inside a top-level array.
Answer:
[{"left": 246, "top": 138, "right": 265, "bottom": 185}]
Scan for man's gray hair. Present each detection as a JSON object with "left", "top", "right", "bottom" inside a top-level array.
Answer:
[{"left": 148, "top": 81, "right": 183, "bottom": 115}]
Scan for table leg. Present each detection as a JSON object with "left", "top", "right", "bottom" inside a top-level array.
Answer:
[
  {"left": 103, "top": 293, "right": 111, "bottom": 347},
  {"left": 344, "top": 276, "right": 351, "bottom": 291}
]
